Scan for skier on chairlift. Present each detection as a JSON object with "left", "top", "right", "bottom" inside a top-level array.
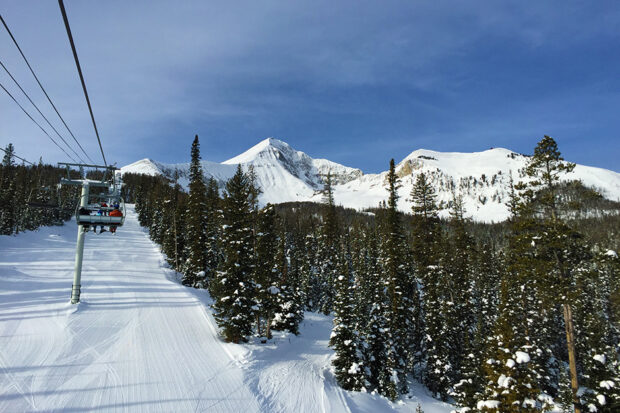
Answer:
[
  {"left": 109, "top": 206, "right": 123, "bottom": 235},
  {"left": 97, "top": 207, "right": 106, "bottom": 234}
]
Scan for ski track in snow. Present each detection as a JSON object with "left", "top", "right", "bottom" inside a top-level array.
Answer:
[
  {"left": 0, "top": 207, "right": 260, "bottom": 413},
  {"left": 0, "top": 207, "right": 453, "bottom": 413}
]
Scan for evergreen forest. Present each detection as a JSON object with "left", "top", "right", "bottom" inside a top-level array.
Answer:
[
  {"left": 124, "top": 135, "right": 620, "bottom": 412},
  {"left": 7, "top": 134, "right": 618, "bottom": 412},
  {"left": 0, "top": 143, "right": 79, "bottom": 235}
]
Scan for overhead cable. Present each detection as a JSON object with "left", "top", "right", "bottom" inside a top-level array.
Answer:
[
  {"left": 57, "top": 1, "right": 107, "bottom": 167},
  {"left": 0, "top": 14, "right": 95, "bottom": 164},
  {"left": 0, "top": 60, "right": 86, "bottom": 163},
  {"left": 0, "top": 81, "right": 78, "bottom": 162}
]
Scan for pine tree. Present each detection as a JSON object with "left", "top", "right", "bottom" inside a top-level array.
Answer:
[
  {"left": 317, "top": 172, "right": 340, "bottom": 314},
  {"left": 204, "top": 177, "right": 221, "bottom": 284},
  {"left": 353, "top": 226, "right": 390, "bottom": 393},
  {"left": 2, "top": 143, "right": 15, "bottom": 167},
  {"left": 211, "top": 165, "right": 256, "bottom": 343},
  {"left": 444, "top": 192, "right": 476, "bottom": 397},
  {"left": 300, "top": 231, "right": 321, "bottom": 311},
  {"left": 272, "top": 230, "right": 304, "bottom": 335},
  {"left": 381, "top": 159, "right": 411, "bottom": 397},
  {"left": 182, "top": 135, "right": 208, "bottom": 287},
  {"left": 253, "top": 204, "right": 280, "bottom": 339},
  {"left": 514, "top": 135, "right": 584, "bottom": 413},
  {"left": 479, "top": 275, "right": 546, "bottom": 413},
  {"left": 454, "top": 244, "right": 502, "bottom": 410},
  {"left": 410, "top": 172, "right": 441, "bottom": 267},
  {"left": 330, "top": 244, "right": 365, "bottom": 391},
  {"left": 558, "top": 366, "right": 574, "bottom": 413},
  {"left": 573, "top": 262, "right": 620, "bottom": 412}
]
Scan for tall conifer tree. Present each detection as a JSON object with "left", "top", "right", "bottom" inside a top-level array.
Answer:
[
  {"left": 317, "top": 172, "right": 340, "bottom": 314},
  {"left": 211, "top": 165, "right": 256, "bottom": 343},
  {"left": 182, "top": 135, "right": 208, "bottom": 287},
  {"left": 382, "top": 159, "right": 411, "bottom": 397}
]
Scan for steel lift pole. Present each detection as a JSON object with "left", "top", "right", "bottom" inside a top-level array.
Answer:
[
  {"left": 70, "top": 181, "right": 89, "bottom": 304},
  {"left": 59, "top": 162, "right": 119, "bottom": 304}
]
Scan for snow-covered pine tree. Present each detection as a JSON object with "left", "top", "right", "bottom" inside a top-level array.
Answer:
[
  {"left": 211, "top": 165, "right": 256, "bottom": 343},
  {"left": 204, "top": 177, "right": 222, "bottom": 285},
  {"left": 514, "top": 135, "right": 586, "bottom": 413},
  {"left": 443, "top": 192, "right": 476, "bottom": 396},
  {"left": 2, "top": 143, "right": 15, "bottom": 167},
  {"left": 352, "top": 226, "right": 391, "bottom": 394},
  {"left": 330, "top": 244, "right": 365, "bottom": 391},
  {"left": 573, "top": 262, "right": 620, "bottom": 412},
  {"left": 0, "top": 144, "right": 17, "bottom": 235},
  {"left": 253, "top": 204, "right": 280, "bottom": 339},
  {"left": 162, "top": 183, "right": 186, "bottom": 270},
  {"left": 182, "top": 135, "right": 208, "bottom": 287},
  {"left": 557, "top": 365, "right": 574, "bottom": 413},
  {"left": 453, "top": 243, "right": 502, "bottom": 410},
  {"left": 317, "top": 172, "right": 340, "bottom": 314},
  {"left": 272, "top": 229, "right": 304, "bottom": 335},
  {"left": 381, "top": 159, "right": 411, "bottom": 397},
  {"left": 300, "top": 231, "right": 321, "bottom": 311},
  {"left": 422, "top": 262, "right": 454, "bottom": 401},
  {"left": 410, "top": 172, "right": 441, "bottom": 267},
  {"left": 478, "top": 274, "right": 546, "bottom": 413},
  {"left": 409, "top": 172, "right": 441, "bottom": 375}
]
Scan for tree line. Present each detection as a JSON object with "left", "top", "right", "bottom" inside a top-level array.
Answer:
[
  {"left": 0, "top": 143, "right": 79, "bottom": 235},
  {"left": 125, "top": 135, "right": 619, "bottom": 412}
]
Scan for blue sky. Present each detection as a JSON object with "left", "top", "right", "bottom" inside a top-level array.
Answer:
[{"left": 1, "top": 1, "right": 619, "bottom": 172}]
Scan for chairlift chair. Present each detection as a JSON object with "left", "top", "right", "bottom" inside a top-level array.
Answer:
[{"left": 76, "top": 197, "right": 126, "bottom": 227}]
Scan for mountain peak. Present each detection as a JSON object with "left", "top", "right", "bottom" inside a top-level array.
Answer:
[{"left": 223, "top": 137, "right": 292, "bottom": 164}]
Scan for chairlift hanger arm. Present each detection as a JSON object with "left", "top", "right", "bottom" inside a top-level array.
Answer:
[
  {"left": 60, "top": 179, "right": 110, "bottom": 187},
  {"left": 57, "top": 162, "right": 117, "bottom": 170}
]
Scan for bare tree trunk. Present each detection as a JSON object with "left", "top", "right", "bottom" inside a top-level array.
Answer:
[
  {"left": 256, "top": 313, "right": 261, "bottom": 337},
  {"left": 563, "top": 303, "right": 581, "bottom": 413},
  {"left": 173, "top": 215, "right": 178, "bottom": 269},
  {"left": 266, "top": 316, "right": 272, "bottom": 340}
]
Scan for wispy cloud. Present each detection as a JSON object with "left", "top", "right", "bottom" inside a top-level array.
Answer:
[{"left": 1, "top": 0, "right": 618, "bottom": 172}]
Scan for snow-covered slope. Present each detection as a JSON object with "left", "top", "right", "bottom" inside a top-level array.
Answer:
[
  {"left": 0, "top": 209, "right": 452, "bottom": 413},
  {"left": 122, "top": 139, "right": 620, "bottom": 223}
]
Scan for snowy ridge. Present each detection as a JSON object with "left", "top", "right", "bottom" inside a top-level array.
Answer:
[{"left": 122, "top": 139, "right": 620, "bottom": 223}]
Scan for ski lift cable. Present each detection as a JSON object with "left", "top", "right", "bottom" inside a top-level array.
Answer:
[
  {"left": 0, "top": 146, "right": 36, "bottom": 165},
  {"left": 57, "top": 1, "right": 107, "bottom": 168},
  {"left": 0, "top": 81, "right": 78, "bottom": 163},
  {"left": 0, "top": 60, "right": 87, "bottom": 164},
  {"left": 0, "top": 14, "right": 95, "bottom": 164}
]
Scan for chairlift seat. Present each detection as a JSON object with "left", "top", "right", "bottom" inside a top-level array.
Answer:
[
  {"left": 76, "top": 199, "right": 126, "bottom": 227},
  {"left": 77, "top": 215, "right": 124, "bottom": 225}
]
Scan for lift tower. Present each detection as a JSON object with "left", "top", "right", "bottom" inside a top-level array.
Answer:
[{"left": 58, "top": 163, "right": 123, "bottom": 304}]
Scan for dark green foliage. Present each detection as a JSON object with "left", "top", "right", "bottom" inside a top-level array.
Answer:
[
  {"left": 271, "top": 230, "right": 304, "bottom": 335},
  {"left": 204, "top": 177, "right": 222, "bottom": 284},
  {"left": 381, "top": 159, "right": 411, "bottom": 397},
  {"left": 182, "top": 135, "right": 208, "bottom": 287},
  {"left": 211, "top": 165, "right": 256, "bottom": 343},
  {"left": 330, "top": 245, "right": 365, "bottom": 391},
  {"left": 126, "top": 135, "right": 619, "bottom": 409},
  {"left": 0, "top": 144, "right": 78, "bottom": 235},
  {"left": 253, "top": 204, "right": 280, "bottom": 338},
  {"left": 317, "top": 172, "right": 340, "bottom": 314}
]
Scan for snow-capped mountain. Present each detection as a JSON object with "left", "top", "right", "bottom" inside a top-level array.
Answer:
[
  {"left": 121, "top": 138, "right": 363, "bottom": 204},
  {"left": 121, "top": 138, "right": 620, "bottom": 223}
]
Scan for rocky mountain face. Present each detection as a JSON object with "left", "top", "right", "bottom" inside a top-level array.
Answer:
[{"left": 121, "top": 138, "right": 620, "bottom": 222}]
